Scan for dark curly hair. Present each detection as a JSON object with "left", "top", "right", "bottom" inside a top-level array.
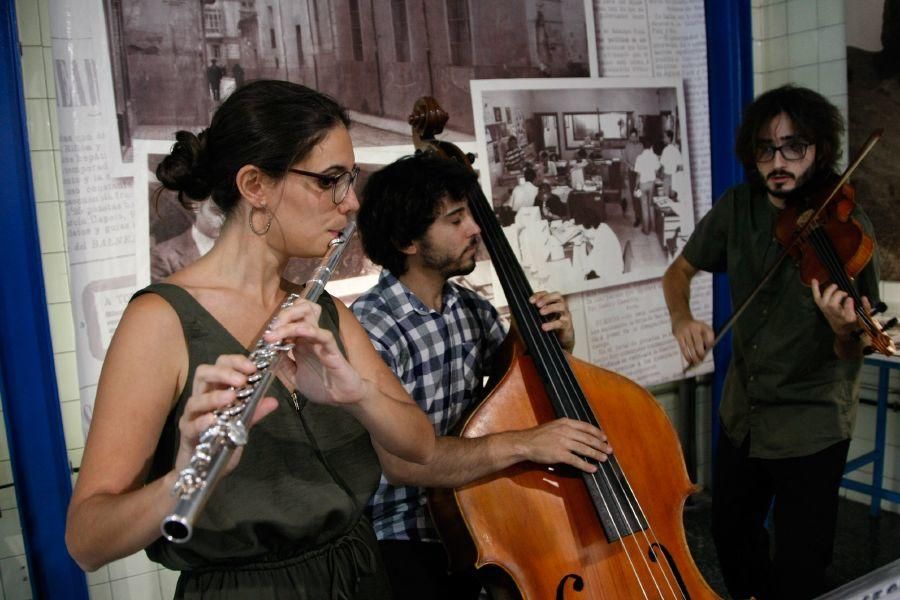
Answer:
[
  {"left": 154, "top": 80, "right": 350, "bottom": 213},
  {"left": 357, "top": 154, "right": 480, "bottom": 276},
  {"left": 735, "top": 85, "right": 844, "bottom": 178}
]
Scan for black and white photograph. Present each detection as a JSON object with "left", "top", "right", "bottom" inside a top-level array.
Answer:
[
  {"left": 102, "top": 0, "right": 594, "bottom": 160},
  {"left": 471, "top": 77, "right": 694, "bottom": 297},
  {"left": 138, "top": 142, "right": 385, "bottom": 301}
]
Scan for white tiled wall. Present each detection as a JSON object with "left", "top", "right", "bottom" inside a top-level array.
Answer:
[
  {"left": 751, "top": 0, "right": 899, "bottom": 515},
  {"left": 751, "top": 0, "right": 849, "bottom": 126},
  {"left": 14, "top": 0, "right": 181, "bottom": 598}
]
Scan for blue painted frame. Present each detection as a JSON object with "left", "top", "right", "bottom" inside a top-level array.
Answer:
[
  {"left": 842, "top": 356, "right": 900, "bottom": 517},
  {"left": 0, "top": 1, "right": 88, "bottom": 597},
  {"left": 704, "top": 0, "right": 754, "bottom": 450}
]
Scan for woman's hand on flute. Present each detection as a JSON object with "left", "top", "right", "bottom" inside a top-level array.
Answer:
[
  {"left": 175, "top": 354, "right": 278, "bottom": 474},
  {"left": 263, "top": 299, "right": 368, "bottom": 407}
]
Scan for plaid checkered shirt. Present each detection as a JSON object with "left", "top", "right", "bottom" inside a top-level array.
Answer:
[{"left": 351, "top": 270, "right": 507, "bottom": 542}]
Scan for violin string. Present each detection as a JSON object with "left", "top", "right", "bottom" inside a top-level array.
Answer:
[
  {"left": 472, "top": 197, "right": 683, "bottom": 598},
  {"left": 806, "top": 226, "right": 879, "bottom": 337},
  {"left": 806, "top": 226, "right": 892, "bottom": 354},
  {"left": 468, "top": 193, "right": 662, "bottom": 598},
  {"left": 806, "top": 227, "right": 862, "bottom": 303}
]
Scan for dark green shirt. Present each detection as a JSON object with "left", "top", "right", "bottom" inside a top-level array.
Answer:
[
  {"left": 137, "top": 284, "right": 389, "bottom": 599},
  {"left": 682, "top": 182, "right": 880, "bottom": 459}
]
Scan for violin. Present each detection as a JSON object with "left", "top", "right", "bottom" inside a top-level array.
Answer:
[
  {"left": 695, "top": 130, "right": 896, "bottom": 364},
  {"left": 773, "top": 171, "right": 895, "bottom": 356},
  {"left": 774, "top": 177, "right": 872, "bottom": 287},
  {"left": 410, "top": 97, "right": 720, "bottom": 599}
]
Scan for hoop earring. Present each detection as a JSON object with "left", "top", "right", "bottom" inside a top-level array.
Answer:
[{"left": 249, "top": 206, "right": 273, "bottom": 236}]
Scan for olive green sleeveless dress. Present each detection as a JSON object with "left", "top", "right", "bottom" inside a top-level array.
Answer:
[{"left": 137, "top": 283, "right": 391, "bottom": 599}]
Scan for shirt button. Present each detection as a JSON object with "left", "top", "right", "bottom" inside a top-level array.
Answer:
[
  {"left": 752, "top": 344, "right": 758, "bottom": 350},
  {"left": 749, "top": 375, "right": 755, "bottom": 382}
]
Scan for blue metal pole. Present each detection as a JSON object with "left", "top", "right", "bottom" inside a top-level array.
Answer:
[
  {"left": 870, "top": 364, "right": 889, "bottom": 517},
  {"left": 704, "top": 0, "right": 754, "bottom": 451},
  {"left": 0, "top": 0, "right": 89, "bottom": 597}
]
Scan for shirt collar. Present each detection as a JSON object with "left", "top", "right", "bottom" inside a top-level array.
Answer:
[{"left": 378, "top": 270, "right": 461, "bottom": 317}]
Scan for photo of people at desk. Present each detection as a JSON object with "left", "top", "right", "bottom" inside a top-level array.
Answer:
[{"left": 474, "top": 79, "right": 695, "bottom": 295}]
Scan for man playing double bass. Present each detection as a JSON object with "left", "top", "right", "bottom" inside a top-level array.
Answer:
[
  {"left": 351, "top": 154, "right": 612, "bottom": 599},
  {"left": 662, "top": 85, "right": 881, "bottom": 599}
]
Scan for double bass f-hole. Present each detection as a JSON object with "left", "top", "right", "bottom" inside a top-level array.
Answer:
[
  {"left": 556, "top": 573, "right": 585, "bottom": 599},
  {"left": 553, "top": 545, "right": 692, "bottom": 599}
]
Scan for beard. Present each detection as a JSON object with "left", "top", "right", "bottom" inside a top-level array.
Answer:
[
  {"left": 420, "top": 238, "right": 479, "bottom": 279},
  {"left": 764, "top": 164, "right": 816, "bottom": 200}
]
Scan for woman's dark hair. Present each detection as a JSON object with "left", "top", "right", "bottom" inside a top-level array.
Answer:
[
  {"left": 735, "top": 84, "right": 844, "bottom": 177},
  {"left": 358, "top": 154, "right": 480, "bottom": 276},
  {"left": 155, "top": 80, "right": 350, "bottom": 213}
]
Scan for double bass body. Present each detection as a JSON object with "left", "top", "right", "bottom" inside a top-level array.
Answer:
[{"left": 430, "top": 335, "right": 719, "bottom": 599}]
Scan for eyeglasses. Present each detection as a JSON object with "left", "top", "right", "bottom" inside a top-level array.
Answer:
[
  {"left": 287, "top": 164, "right": 360, "bottom": 205},
  {"left": 754, "top": 140, "right": 811, "bottom": 162}
]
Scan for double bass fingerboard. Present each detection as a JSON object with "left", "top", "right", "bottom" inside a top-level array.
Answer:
[{"left": 464, "top": 171, "right": 649, "bottom": 543}]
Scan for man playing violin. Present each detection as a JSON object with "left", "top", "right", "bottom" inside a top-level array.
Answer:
[
  {"left": 351, "top": 154, "right": 612, "bottom": 600},
  {"left": 662, "top": 85, "right": 881, "bottom": 599}
]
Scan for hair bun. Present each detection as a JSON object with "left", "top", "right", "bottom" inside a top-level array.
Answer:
[{"left": 156, "top": 130, "right": 212, "bottom": 200}]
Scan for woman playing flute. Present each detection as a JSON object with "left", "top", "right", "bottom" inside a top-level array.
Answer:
[{"left": 65, "top": 80, "right": 435, "bottom": 599}]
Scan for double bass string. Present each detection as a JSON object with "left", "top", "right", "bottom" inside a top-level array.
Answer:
[
  {"left": 466, "top": 193, "right": 652, "bottom": 593},
  {"left": 470, "top": 192, "right": 684, "bottom": 598},
  {"left": 498, "top": 235, "right": 681, "bottom": 599},
  {"left": 509, "top": 282, "right": 682, "bottom": 599}
]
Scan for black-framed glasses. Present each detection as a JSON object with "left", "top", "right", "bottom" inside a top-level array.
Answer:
[
  {"left": 754, "top": 140, "right": 811, "bottom": 162},
  {"left": 287, "top": 164, "right": 360, "bottom": 205}
]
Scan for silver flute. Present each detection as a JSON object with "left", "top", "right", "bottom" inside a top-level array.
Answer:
[{"left": 161, "top": 220, "right": 357, "bottom": 543}]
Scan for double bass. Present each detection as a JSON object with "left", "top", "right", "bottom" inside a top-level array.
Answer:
[{"left": 410, "top": 98, "right": 719, "bottom": 599}]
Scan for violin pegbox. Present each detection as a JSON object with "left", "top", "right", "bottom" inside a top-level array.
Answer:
[{"left": 855, "top": 301, "right": 897, "bottom": 357}]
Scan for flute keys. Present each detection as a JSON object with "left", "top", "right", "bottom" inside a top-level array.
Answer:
[
  {"left": 227, "top": 422, "right": 249, "bottom": 446},
  {"left": 173, "top": 468, "right": 206, "bottom": 498},
  {"left": 194, "top": 442, "right": 213, "bottom": 464},
  {"left": 218, "top": 404, "right": 245, "bottom": 418}
]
